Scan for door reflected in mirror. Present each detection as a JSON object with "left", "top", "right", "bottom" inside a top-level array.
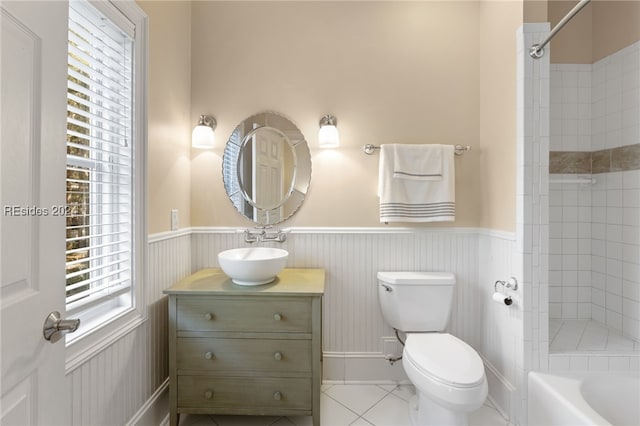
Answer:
[{"left": 222, "top": 112, "right": 311, "bottom": 226}]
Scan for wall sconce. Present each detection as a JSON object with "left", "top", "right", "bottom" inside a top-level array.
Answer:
[
  {"left": 318, "top": 114, "right": 339, "bottom": 148},
  {"left": 192, "top": 115, "right": 216, "bottom": 149}
]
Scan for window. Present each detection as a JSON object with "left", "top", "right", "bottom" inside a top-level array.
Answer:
[
  {"left": 65, "top": 0, "right": 146, "bottom": 350},
  {"left": 223, "top": 131, "right": 243, "bottom": 210}
]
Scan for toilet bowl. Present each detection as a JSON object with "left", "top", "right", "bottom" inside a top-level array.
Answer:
[
  {"left": 377, "top": 271, "right": 487, "bottom": 426},
  {"left": 403, "top": 333, "right": 488, "bottom": 425}
]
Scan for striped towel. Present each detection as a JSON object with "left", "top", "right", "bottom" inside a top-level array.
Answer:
[
  {"left": 378, "top": 144, "right": 455, "bottom": 223},
  {"left": 393, "top": 143, "right": 443, "bottom": 181}
]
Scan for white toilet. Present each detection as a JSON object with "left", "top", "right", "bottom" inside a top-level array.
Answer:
[{"left": 378, "top": 271, "right": 487, "bottom": 426}]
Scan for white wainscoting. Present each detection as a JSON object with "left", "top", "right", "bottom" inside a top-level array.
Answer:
[
  {"left": 476, "top": 232, "right": 520, "bottom": 422},
  {"left": 71, "top": 228, "right": 520, "bottom": 425},
  {"left": 66, "top": 233, "right": 191, "bottom": 426},
  {"left": 191, "top": 227, "right": 518, "bottom": 400}
]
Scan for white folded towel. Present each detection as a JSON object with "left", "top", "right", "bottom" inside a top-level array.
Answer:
[
  {"left": 393, "top": 144, "right": 443, "bottom": 181},
  {"left": 378, "top": 144, "right": 455, "bottom": 223}
]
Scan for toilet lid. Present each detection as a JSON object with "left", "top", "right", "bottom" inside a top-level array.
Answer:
[{"left": 404, "top": 333, "right": 485, "bottom": 388}]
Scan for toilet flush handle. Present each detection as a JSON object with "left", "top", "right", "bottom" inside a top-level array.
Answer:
[{"left": 381, "top": 284, "right": 393, "bottom": 292}]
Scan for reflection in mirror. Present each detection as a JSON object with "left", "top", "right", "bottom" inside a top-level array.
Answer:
[{"left": 222, "top": 112, "right": 311, "bottom": 226}]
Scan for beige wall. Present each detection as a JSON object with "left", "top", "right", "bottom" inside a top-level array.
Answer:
[
  {"left": 592, "top": 0, "right": 640, "bottom": 62},
  {"left": 524, "top": 0, "right": 548, "bottom": 23},
  {"left": 139, "top": 0, "right": 192, "bottom": 234},
  {"left": 479, "top": 0, "right": 523, "bottom": 232},
  {"left": 548, "top": 0, "right": 593, "bottom": 63},
  {"left": 549, "top": 0, "right": 640, "bottom": 64},
  {"left": 138, "top": 1, "right": 525, "bottom": 232},
  {"left": 190, "top": 1, "right": 484, "bottom": 228}
]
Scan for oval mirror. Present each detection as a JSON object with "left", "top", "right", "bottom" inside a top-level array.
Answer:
[{"left": 222, "top": 112, "right": 311, "bottom": 225}]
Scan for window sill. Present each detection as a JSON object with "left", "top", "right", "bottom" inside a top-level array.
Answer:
[{"left": 65, "top": 308, "right": 146, "bottom": 374}]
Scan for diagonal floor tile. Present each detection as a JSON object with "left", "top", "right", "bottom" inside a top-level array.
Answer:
[
  {"left": 350, "top": 417, "right": 374, "bottom": 426},
  {"left": 324, "top": 385, "right": 389, "bottom": 416},
  {"left": 469, "top": 403, "right": 509, "bottom": 426},
  {"left": 320, "top": 393, "right": 359, "bottom": 426},
  {"left": 361, "top": 393, "right": 411, "bottom": 426},
  {"left": 390, "top": 384, "right": 415, "bottom": 402}
]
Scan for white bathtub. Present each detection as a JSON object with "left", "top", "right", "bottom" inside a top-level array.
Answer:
[{"left": 528, "top": 371, "right": 640, "bottom": 426}]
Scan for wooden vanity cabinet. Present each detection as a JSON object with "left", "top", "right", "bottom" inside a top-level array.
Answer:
[{"left": 164, "top": 268, "right": 324, "bottom": 426}]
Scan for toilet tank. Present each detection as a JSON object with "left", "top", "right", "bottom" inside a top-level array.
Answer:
[{"left": 377, "top": 271, "right": 456, "bottom": 332}]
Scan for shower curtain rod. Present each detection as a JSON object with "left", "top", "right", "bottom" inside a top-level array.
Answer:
[{"left": 530, "top": 0, "right": 591, "bottom": 59}]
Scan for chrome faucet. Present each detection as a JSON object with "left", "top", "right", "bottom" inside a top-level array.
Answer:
[{"left": 243, "top": 228, "right": 287, "bottom": 243}]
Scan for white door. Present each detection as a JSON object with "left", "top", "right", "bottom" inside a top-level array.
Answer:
[
  {"left": 252, "top": 129, "right": 285, "bottom": 223},
  {"left": 1, "top": 1, "right": 71, "bottom": 424}
]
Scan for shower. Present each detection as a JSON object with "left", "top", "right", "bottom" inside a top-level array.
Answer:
[{"left": 545, "top": 0, "right": 640, "bottom": 358}]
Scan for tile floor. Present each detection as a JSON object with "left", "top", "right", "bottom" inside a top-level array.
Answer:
[
  {"left": 549, "top": 319, "right": 640, "bottom": 354},
  {"left": 177, "top": 384, "right": 511, "bottom": 426}
]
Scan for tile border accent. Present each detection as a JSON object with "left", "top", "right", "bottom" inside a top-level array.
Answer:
[
  {"left": 549, "top": 151, "right": 591, "bottom": 174},
  {"left": 550, "top": 143, "right": 640, "bottom": 174}
]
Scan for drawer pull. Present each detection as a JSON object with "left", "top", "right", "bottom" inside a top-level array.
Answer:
[
  {"left": 204, "top": 351, "right": 214, "bottom": 360},
  {"left": 204, "top": 313, "right": 213, "bottom": 321},
  {"left": 204, "top": 390, "right": 214, "bottom": 399},
  {"left": 274, "top": 351, "right": 283, "bottom": 361},
  {"left": 273, "top": 391, "right": 282, "bottom": 401},
  {"left": 273, "top": 313, "right": 282, "bottom": 321}
]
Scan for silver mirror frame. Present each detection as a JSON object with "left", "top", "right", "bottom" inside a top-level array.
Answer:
[{"left": 222, "top": 112, "right": 312, "bottom": 226}]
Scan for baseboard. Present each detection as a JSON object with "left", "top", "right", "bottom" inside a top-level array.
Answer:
[
  {"left": 323, "top": 352, "right": 409, "bottom": 383},
  {"left": 126, "top": 378, "right": 169, "bottom": 426},
  {"left": 480, "top": 355, "right": 516, "bottom": 422}
]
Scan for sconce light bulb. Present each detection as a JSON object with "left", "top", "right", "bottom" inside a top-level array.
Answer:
[
  {"left": 319, "top": 114, "right": 339, "bottom": 148},
  {"left": 192, "top": 115, "right": 216, "bottom": 149}
]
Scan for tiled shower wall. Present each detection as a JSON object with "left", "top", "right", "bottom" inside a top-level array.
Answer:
[
  {"left": 548, "top": 177, "right": 593, "bottom": 320},
  {"left": 549, "top": 41, "right": 640, "bottom": 341},
  {"left": 550, "top": 41, "right": 640, "bottom": 154},
  {"left": 549, "top": 171, "right": 640, "bottom": 342},
  {"left": 516, "top": 23, "right": 551, "bottom": 423},
  {"left": 550, "top": 64, "right": 592, "bottom": 153}
]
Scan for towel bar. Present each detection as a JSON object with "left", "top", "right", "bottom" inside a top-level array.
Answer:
[{"left": 363, "top": 144, "right": 470, "bottom": 156}]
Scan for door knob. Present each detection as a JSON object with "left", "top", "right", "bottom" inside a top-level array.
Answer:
[{"left": 43, "top": 311, "right": 80, "bottom": 343}]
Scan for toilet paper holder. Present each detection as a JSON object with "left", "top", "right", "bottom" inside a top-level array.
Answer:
[{"left": 494, "top": 277, "right": 518, "bottom": 306}]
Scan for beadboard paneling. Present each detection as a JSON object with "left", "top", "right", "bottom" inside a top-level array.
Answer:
[
  {"left": 66, "top": 229, "right": 522, "bottom": 424},
  {"left": 67, "top": 233, "right": 191, "bottom": 426},
  {"left": 477, "top": 233, "right": 520, "bottom": 419},
  {"left": 192, "top": 230, "right": 479, "bottom": 354}
]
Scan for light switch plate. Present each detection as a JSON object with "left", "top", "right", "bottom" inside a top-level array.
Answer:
[{"left": 171, "top": 209, "right": 178, "bottom": 231}]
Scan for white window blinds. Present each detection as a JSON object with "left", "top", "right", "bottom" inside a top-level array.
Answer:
[
  {"left": 223, "top": 132, "right": 243, "bottom": 209},
  {"left": 66, "top": 2, "right": 134, "bottom": 316}
]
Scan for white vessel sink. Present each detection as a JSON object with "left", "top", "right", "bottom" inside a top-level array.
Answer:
[{"left": 218, "top": 247, "right": 289, "bottom": 286}]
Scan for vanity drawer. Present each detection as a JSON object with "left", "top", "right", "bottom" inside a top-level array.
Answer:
[
  {"left": 177, "top": 376, "right": 311, "bottom": 410},
  {"left": 176, "top": 296, "right": 311, "bottom": 333},
  {"left": 176, "top": 337, "right": 311, "bottom": 373}
]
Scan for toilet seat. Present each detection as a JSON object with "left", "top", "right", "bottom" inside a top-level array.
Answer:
[
  {"left": 404, "top": 333, "right": 485, "bottom": 388},
  {"left": 403, "top": 333, "right": 488, "bottom": 413}
]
